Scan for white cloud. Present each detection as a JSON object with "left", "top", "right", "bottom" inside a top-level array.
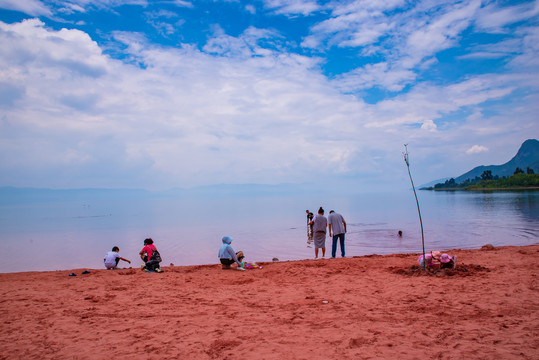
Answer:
[
  {"left": 245, "top": 4, "right": 256, "bottom": 15},
  {"left": 146, "top": 9, "right": 179, "bottom": 19},
  {"left": 509, "top": 26, "right": 539, "bottom": 71},
  {"left": 302, "top": 0, "right": 401, "bottom": 49},
  {"left": 466, "top": 145, "right": 489, "bottom": 154},
  {"left": 263, "top": 0, "right": 320, "bottom": 16},
  {"left": 171, "top": 0, "right": 193, "bottom": 8},
  {"left": 0, "top": 19, "right": 109, "bottom": 77},
  {"left": 144, "top": 9, "right": 183, "bottom": 36},
  {"left": 56, "top": 2, "right": 86, "bottom": 14},
  {"left": 362, "top": 75, "right": 516, "bottom": 131},
  {"left": 475, "top": 0, "right": 539, "bottom": 32},
  {"left": 64, "top": 0, "right": 148, "bottom": 8},
  {"left": 0, "top": 19, "right": 368, "bottom": 188},
  {"left": 303, "top": 0, "right": 485, "bottom": 92},
  {"left": 421, "top": 119, "right": 437, "bottom": 132},
  {"left": 404, "top": 0, "right": 480, "bottom": 67},
  {"left": 36, "top": 0, "right": 151, "bottom": 15},
  {"left": 202, "top": 25, "right": 284, "bottom": 58},
  {"left": 0, "top": 0, "right": 52, "bottom": 16},
  {"left": 333, "top": 62, "right": 416, "bottom": 92},
  {"left": 0, "top": 14, "right": 537, "bottom": 190}
]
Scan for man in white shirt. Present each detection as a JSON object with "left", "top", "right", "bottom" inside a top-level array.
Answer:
[{"left": 104, "top": 246, "right": 131, "bottom": 269}]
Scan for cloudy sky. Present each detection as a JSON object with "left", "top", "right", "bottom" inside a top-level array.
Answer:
[{"left": 0, "top": 0, "right": 537, "bottom": 191}]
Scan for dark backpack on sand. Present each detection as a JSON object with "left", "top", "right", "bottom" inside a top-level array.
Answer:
[{"left": 150, "top": 249, "right": 162, "bottom": 263}]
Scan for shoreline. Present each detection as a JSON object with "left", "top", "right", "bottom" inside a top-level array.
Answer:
[
  {"left": 4, "top": 242, "right": 536, "bottom": 275},
  {"left": 422, "top": 187, "right": 539, "bottom": 191},
  {"left": 1, "top": 244, "right": 538, "bottom": 359}
]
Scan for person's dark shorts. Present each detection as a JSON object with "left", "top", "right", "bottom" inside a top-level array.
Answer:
[
  {"left": 220, "top": 258, "right": 235, "bottom": 265},
  {"left": 220, "top": 251, "right": 244, "bottom": 265}
]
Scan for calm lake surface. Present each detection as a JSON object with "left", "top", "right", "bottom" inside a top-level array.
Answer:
[{"left": 1, "top": 189, "right": 538, "bottom": 273}]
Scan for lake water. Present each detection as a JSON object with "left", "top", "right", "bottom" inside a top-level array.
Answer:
[{"left": 0, "top": 189, "right": 538, "bottom": 273}]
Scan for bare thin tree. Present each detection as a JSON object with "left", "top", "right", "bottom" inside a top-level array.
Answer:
[{"left": 403, "top": 144, "right": 426, "bottom": 269}]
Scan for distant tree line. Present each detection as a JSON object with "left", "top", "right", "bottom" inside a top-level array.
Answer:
[{"left": 426, "top": 167, "right": 538, "bottom": 190}]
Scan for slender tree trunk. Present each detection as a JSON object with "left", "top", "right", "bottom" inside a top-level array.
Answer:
[{"left": 403, "top": 145, "right": 426, "bottom": 269}]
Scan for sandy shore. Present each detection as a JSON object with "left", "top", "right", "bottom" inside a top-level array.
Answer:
[{"left": 1, "top": 245, "right": 538, "bottom": 359}]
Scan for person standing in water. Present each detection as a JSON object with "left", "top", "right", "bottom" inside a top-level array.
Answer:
[
  {"left": 328, "top": 210, "right": 347, "bottom": 258},
  {"left": 309, "top": 207, "right": 327, "bottom": 259},
  {"left": 306, "top": 210, "right": 314, "bottom": 224},
  {"left": 306, "top": 210, "right": 314, "bottom": 237}
]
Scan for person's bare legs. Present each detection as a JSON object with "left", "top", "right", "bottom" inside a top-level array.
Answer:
[
  {"left": 321, "top": 247, "right": 325, "bottom": 258},
  {"left": 315, "top": 248, "right": 319, "bottom": 259}
]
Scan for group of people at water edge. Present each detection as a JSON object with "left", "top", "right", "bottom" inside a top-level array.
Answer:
[{"left": 103, "top": 207, "right": 348, "bottom": 272}]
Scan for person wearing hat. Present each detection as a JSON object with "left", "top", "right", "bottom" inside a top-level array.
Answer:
[
  {"left": 418, "top": 253, "right": 434, "bottom": 267},
  {"left": 418, "top": 251, "right": 456, "bottom": 269},
  {"left": 440, "top": 253, "right": 457, "bottom": 269},
  {"left": 218, "top": 236, "right": 245, "bottom": 270},
  {"left": 431, "top": 251, "right": 457, "bottom": 269}
]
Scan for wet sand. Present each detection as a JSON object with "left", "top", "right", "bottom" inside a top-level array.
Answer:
[{"left": 1, "top": 245, "right": 538, "bottom": 359}]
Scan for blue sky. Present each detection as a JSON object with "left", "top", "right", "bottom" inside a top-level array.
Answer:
[{"left": 0, "top": 0, "right": 538, "bottom": 191}]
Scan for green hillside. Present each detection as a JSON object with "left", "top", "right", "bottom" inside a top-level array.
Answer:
[
  {"left": 423, "top": 139, "right": 539, "bottom": 191},
  {"left": 454, "top": 139, "right": 539, "bottom": 183}
]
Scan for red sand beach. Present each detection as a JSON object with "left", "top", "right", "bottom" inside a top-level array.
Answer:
[{"left": 1, "top": 245, "right": 538, "bottom": 359}]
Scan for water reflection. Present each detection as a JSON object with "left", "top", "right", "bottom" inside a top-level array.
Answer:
[
  {"left": 513, "top": 191, "right": 539, "bottom": 222},
  {"left": 425, "top": 190, "right": 539, "bottom": 249},
  {"left": 466, "top": 190, "right": 539, "bottom": 224}
]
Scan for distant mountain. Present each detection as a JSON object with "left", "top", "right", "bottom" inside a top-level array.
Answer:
[
  {"left": 0, "top": 187, "right": 151, "bottom": 204},
  {"left": 418, "top": 177, "right": 451, "bottom": 189},
  {"left": 157, "top": 183, "right": 325, "bottom": 198},
  {"left": 454, "top": 139, "right": 539, "bottom": 183},
  {"left": 0, "top": 183, "right": 325, "bottom": 204}
]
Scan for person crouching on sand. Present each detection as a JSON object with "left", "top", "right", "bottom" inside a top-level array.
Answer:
[
  {"left": 418, "top": 251, "right": 456, "bottom": 269},
  {"left": 139, "top": 238, "right": 163, "bottom": 273},
  {"left": 219, "top": 236, "right": 245, "bottom": 271},
  {"left": 440, "top": 253, "right": 457, "bottom": 269},
  {"left": 431, "top": 251, "right": 456, "bottom": 269},
  {"left": 104, "top": 246, "right": 131, "bottom": 269}
]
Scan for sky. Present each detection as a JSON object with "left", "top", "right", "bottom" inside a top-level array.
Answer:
[{"left": 0, "top": 0, "right": 538, "bottom": 191}]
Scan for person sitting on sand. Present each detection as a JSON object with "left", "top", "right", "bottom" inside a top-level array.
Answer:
[
  {"left": 417, "top": 253, "right": 434, "bottom": 267},
  {"left": 431, "top": 251, "right": 456, "bottom": 268},
  {"left": 418, "top": 251, "right": 442, "bottom": 267},
  {"left": 104, "top": 246, "right": 131, "bottom": 269},
  {"left": 218, "top": 236, "right": 245, "bottom": 271},
  {"left": 139, "top": 238, "right": 163, "bottom": 273},
  {"left": 440, "top": 253, "right": 457, "bottom": 269},
  {"left": 418, "top": 251, "right": 456, "bottom": 269}
]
